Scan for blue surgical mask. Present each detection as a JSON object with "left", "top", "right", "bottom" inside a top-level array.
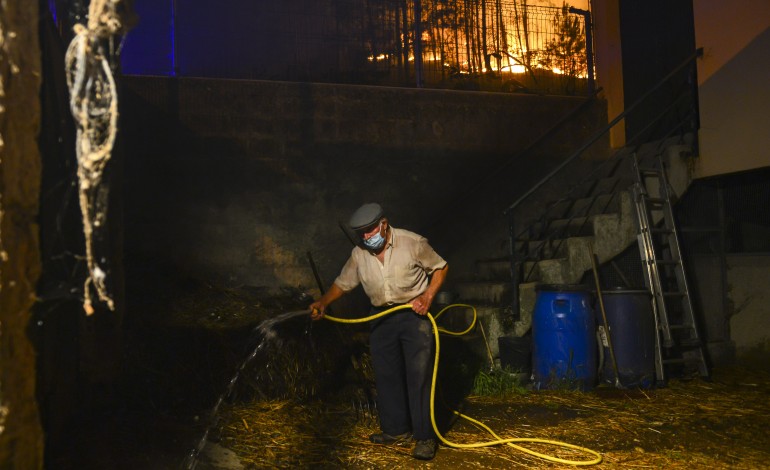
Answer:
[{"left": 363, "top": 223, "right": 386, "bottom": 250}]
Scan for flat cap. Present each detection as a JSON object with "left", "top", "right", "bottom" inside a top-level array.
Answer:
[{"left": 348, "top": 203, "right": 384, "bottom": 230}]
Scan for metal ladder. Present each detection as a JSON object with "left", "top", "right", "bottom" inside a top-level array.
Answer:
[{"left": 631, "top": 153, "right": 709, "bottom": 385}]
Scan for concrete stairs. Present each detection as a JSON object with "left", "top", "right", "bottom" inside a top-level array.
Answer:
[{"left": 451, "top": 135, "right": 697, "bottom": 362}]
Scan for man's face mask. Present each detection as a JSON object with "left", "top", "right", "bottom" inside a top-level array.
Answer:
[{"left": 363, "top": 222, "right": 386, "bottom": 250}]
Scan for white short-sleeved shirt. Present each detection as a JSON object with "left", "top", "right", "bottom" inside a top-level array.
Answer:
[{"left": 334, "top": 227, "right": 447, "bottom": 307}]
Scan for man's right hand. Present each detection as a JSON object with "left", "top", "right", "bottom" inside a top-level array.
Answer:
[
  {"left": 309, "top": 301, "right": 326, "bottom": 320},
  {"left": 308, "top": 283, "right": 345, "bottom": 321}
]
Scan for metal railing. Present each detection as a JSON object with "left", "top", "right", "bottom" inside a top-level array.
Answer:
[
  {"left": 276, "top": 0, "right": 596, "bottom": 95},
  {"left": 503, "top": 47, "right": 703, "bottom": 319},
  {"left": 398, "top": 1, "right": 595, "bottom": 95},
  {"left": 110, "top": 0, "right": 595, "bottom": 96}
]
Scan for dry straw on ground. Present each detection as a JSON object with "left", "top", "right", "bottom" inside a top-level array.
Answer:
[{"left": 219, "top": 366, "right": 770, "bottom": 469}]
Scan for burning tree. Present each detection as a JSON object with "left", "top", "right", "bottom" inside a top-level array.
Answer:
[{"left": 539, "top": 1, "right": 587, "bottom": 93}]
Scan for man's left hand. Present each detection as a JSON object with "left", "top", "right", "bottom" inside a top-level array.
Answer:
[{"left": 410, "top": 292, "right": 434, "bottom": 316}]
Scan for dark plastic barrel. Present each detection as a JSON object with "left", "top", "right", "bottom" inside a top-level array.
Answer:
[
  {"left": 532, "top": 285, "right": 596, "bottom": 391},
  {"left": 597, "top": 289, "right": 656, "bottom": 388}
]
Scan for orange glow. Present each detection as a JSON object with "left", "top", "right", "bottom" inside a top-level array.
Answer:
[{"left": 367, "top": 0, "right": 590, "bottom": 80}]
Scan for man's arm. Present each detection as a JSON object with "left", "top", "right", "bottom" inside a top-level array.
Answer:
[
  {"left": 309, "top": 282, "right": 346, "bottom": 320},
  {"left": 410, "top": 265, "right": 448, "bottom": 315}
]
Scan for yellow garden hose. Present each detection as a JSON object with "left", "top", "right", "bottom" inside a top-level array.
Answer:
[{"left": 323, "top": 303, "right": 602, "bottom": 465}]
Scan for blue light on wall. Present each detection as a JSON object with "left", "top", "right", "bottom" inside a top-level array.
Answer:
[
  {"left": 119, "top": 0, "right": 282, "bottom": 79},
  {"left": 120, "top": 0, "right": 175, "bottom": 76},
  {"left": 48, "top": 0, "right": 58, "bottom": 24}
]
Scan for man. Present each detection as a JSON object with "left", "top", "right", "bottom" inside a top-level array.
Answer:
[{"left": 309, "top": 202, "right": 448, "bottom": 460}]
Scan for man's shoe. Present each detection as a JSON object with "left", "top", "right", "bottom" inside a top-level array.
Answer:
[
  {"left": 412, "top": 439, "right": 437, "bottom": 460},
  {"left": 369, "top": 431, "right": 412, "bottom": 445}
]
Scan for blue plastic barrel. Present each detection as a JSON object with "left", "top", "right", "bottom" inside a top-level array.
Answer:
[
  {"left": 532, "top": 285, "right": 596, "bottom": 390},
  {"left": 598, "top": 289, "right": 656, "bottom": 388}
]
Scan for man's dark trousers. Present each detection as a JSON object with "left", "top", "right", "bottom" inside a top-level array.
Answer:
[{"left": 369, "top": 305, "right": 436, "bottom": 440}]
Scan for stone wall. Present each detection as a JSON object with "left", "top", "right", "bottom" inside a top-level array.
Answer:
[
  {"left": 0, "top": 1, "right": 44, "bottom": 467},
  {"left": 120, "top": 76, "right": 608, "bottom": 295}
]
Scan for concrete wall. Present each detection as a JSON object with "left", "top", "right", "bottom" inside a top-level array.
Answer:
[
  {"left": 688, "top": 0, "right": 770, "bottom": 361},
  {"left": 727, "top": 254, "right": 770, "bottom": 360},
  {"left": 120, "top": 77, "right": 607, "bottom": 294},
  {"left": 689, "top": 253, "right": 770, "bottom": 365},
  {"left": 689, "top": 254, "right": 731, "bottom": 366},
  {"left": 693, "top": 0, "right": 770, "bottom": 177}
]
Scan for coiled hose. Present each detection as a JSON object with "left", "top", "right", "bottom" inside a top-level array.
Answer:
[{"left": 323, "top": 303, "right": 602, "bottom": 465}]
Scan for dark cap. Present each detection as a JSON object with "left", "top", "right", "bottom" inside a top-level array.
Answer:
[{"left": 348, "top": 203, "right": 384, "bottom": 230}]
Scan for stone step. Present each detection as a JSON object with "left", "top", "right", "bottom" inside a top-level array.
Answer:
[
  {"left": 475, "top": 258, "right": 511, "bottom": 281},
  {"left": 519, "top": 139, "right": 693, "bottom": 328},
  {"left": 462, "top": 136, "right": 696, "bottom": 344},
  {"left": 588, "top": 176, "right": 627, "bottom": 197},
  {"left": 454, "top": 281, "right": 511, "bottom": 304},
  {"left": 572, "top": 192, "right": 625, "bottom": 217},
  {"left": 524, "top": 235, "right": 595, "bottom": 262},
  {"left": 542, "top": 212, "right": 619, "bottom": 238},
  {"left": 600, "top": 150, "right": 634, "bottom": 178},
  {"left": 546, "top": 193, "right": 616, "bottom": 220},
  {"left": 635, "top": 139, "right": 668, "bottom": 158},
  {"left": 535, "top": 192, "right": 627, "bottom": 240},
  {"left": 522, "top": 257, "right": 571, "bottom": 284},
  {"left": 474, "top": 235, "right": 597, "bottom": 283},
  {"left": 527, "top": 190, "right": 634, "bottom": 240}
]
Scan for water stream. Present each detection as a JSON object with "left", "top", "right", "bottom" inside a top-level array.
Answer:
[{"left": 182, "top": 309, "right": 311, "bottom": 469}]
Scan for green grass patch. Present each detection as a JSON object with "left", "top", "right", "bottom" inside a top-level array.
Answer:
[{"left": 471, "top": 367, "right": 529, "bottom": 397}]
